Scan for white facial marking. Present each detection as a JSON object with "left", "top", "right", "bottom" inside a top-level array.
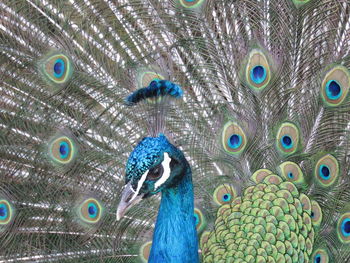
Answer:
[
  {"left": 129, "top": 152, "right": 172, "bottom": 200},
  {"left": 131, "top": 170, "right": 148, "bottom": 201},
  {"left": 154, "top": 153, "right": 172, "bottom": 190}
]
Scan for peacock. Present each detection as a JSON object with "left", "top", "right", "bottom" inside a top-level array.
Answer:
[{"left": 0, "top": 0, "right": 350, "bottom": 262}]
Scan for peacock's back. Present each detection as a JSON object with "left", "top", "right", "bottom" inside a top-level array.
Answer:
[{"left": 1, "top": 0, "right": 350, "bottom": 262}]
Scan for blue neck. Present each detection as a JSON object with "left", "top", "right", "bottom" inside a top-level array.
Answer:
[{"left": 148, "top": 164, "right": 199, "bottom": 263}]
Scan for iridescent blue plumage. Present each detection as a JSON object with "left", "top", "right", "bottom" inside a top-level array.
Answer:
[
  {"left": 250, "top": 65, "right": 266, "bottom": 84},
  {"left": 125, "top": 79, "right": 183, "bottom": 105},
  {"left": 118, "top": 134, "right": 199, "bottom": 263},
  {"left": 341, "top": 219, "right": 350, "bottom": 237},
  {"left": 281, "top": 135, "right": 293, "bottom": 149},
  {"left": 319, "top": 165, "right": 330, "bottom": 180},
  {"left": 222, "top": 193, "right": 231, "bottom": 202},
  {"left": 150, "top": 165, "right": 198, "bottom": 263},
  {"left": 59, "top": 141, "right": 69, "bottom": 159},
  {"left": 88, "top": 203, "right": 98, "bottom": 218},
  {"left": 0, "top": 204, "right": 7, "bottom": 220},
  {"left": 119, "top": 80, "right": 197, "bottom": 261},
  {"left": 53, "top": 59, "right": 65, "bottom": 78},
  {"left": 125, "top": 135, "right": 168, "bottom": 185},
  {"left": 228, "top": 134, "right": 242, "bottom": 149},
  {"left": 325, "top": 80, "right": 342, "bottom": 100}
]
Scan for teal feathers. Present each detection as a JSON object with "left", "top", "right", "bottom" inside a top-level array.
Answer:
[{"left": 0, "top": 0, "right": 350, "bottom": 262}]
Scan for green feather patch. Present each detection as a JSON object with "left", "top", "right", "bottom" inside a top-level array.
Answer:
[
  {"left": 200, "top": 231, "right": 210, "bottom": 251},
  {"left": 299, "top": 193, "right": 312, "bottom": 215},
  {"left": 292, "top": 0, "right": 311, "bottom": 7},
  {"left": 201, "top": 174, "right": 316, "bottom": 262},
  {"left": 251, "top": 169, "right": 273, "bottom": 184},
  {"left": 310, "top": 200, "right": 322, "bottom": 228}
]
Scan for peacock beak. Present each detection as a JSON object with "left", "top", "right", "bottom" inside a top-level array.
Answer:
[{"left": 116, "top": 182, "right": 144, "bottom": 221}]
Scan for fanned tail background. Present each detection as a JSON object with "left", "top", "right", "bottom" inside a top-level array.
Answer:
[{"left": 0, "top": 0, "right": 350, "bottom": 262}]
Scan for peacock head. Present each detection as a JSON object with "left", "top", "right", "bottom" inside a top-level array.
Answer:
[{"left": 116, "top": 133, "right": 186, "bottom": 220}]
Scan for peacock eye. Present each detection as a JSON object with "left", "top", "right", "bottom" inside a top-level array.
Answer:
[{"left": 147, "top": 164, "right": 164, "bottom": 180}]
